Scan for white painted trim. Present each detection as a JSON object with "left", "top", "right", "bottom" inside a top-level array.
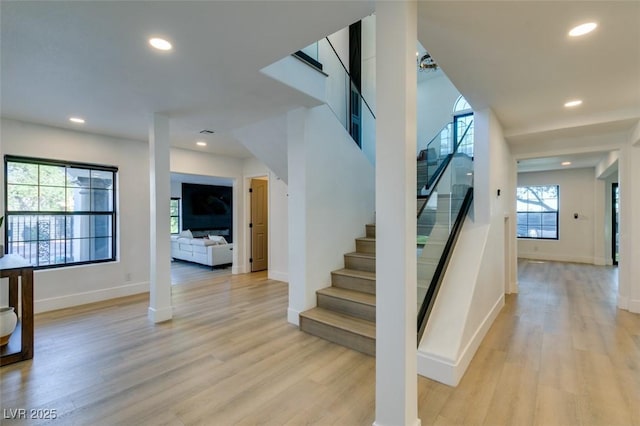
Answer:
[
  {"left": 287, "top": 307, "right": 300, "bottom": 326},
  {"left": 629, "top": 299, "right": 640, "bottom": 314},
  {"left": 518, "top": 253, "right": 595, "bottom": 264},
  {"left": 268, "top": 270, "right": 289, "bottom": 282},
  {"left": 34, "top": 281, "right": 149, "bottom": 314},
  {"left": 417, "top": 294, "right": 504, "bottom": 386},
  {"left": 148, "top": 305, "right": 173, "bottom": 323},
  {"left": 232, "top": 265, "right": 247, "bottom": 275}
]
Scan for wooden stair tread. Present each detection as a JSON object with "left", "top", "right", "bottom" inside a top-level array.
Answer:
[
  {"left": 317, "top": 287, "right": 376, "bottom": 307},
  {"left": 344, "top": 251, "right": 376, "bottom": 259},
  {"left": 355, "top": 237, "right": 375, "bottom": 242},
  {"left": 332, "top": 268, "right": 375, "bottom": 280},
  {"left": 300, "top": 307, "right": 375, "bottom": 339}
]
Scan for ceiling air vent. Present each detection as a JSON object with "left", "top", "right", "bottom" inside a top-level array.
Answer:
[{"left": 199, "top": 129, "right": 215, "bottom": 134}]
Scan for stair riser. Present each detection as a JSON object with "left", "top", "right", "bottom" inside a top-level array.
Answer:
[
  {"left": 366, "top": 224, "right": 376, "bottom": 238},
  {"left": 317, "top": 293, "right": 376, "bottom": 322},
  {"left": 299, "top": 317, "right": 375, "bottom": 356},
  {"left": 344, "top": 255, "right": 376, "bottom": 273},
  {"left": 355, "top": 239, "right": 376, "bottom": 254},
  {"left": 332, "top": 273, "right": 375, "bottom": 295}
]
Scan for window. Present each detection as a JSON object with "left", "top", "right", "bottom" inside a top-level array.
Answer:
[
  {"left": 517, "top": 185, "right": 559, "bottom": 239},
  {"left": 452, "top": 96, "right": 474, "bottom": 157},
  {"left": 453, "top": 95, "right": 472, "bottom": 114},
  {"left": 170, "top": 198, "right": 180, "bottom": 234},
  {"left": 4, "top": 156, "right": 117, "bottom": 268}
]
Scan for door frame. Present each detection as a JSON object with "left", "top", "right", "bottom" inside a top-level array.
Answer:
[{"left": 243, "top": 173, "right": 270, "bottom": 274}]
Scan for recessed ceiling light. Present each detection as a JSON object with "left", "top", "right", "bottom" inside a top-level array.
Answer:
[
  {"left": 561, "top": 161, "right": 572, "bottom": 166},
  {"left": 149, "top": 37, "right": 172, "bottom": 51},
  {"left": 69, "top": 117, "right": 85, "bottom": 124},
  {"left": 569, "top": 22, "right": 597, "bottom": 37},
  {"left": 564, "top": 100, "right": 583, "bottom": 108},
  {"left": 196, "top": 141, "right": 207, "bottom": 147}
]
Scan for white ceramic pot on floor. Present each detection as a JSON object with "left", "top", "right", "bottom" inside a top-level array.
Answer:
[{"left": 0, "top": 306, "right": 18, "bottom": 346}]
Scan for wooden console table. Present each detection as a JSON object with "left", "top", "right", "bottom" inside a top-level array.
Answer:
[{"left": 0, "top": 254, "right": 34, "bottom": 366}]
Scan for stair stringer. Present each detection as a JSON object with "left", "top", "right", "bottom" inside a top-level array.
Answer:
[{"left": 417, "top": 210, "right": 506, "bottom": 386}]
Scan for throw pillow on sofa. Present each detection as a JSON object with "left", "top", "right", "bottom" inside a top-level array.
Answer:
[
  {"left": 179, "top": 229, "right": 193, "bottom": 239},
  {"left": 208, "top": 235, "right": 227, "bottom": 245}
]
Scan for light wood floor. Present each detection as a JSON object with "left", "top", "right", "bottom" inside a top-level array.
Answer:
[
  {"left": 1, "top": 260, "right": 638, "bottom": 425},
  {"left": 170, "top": 260, "right": 231, "bottom": 286}
]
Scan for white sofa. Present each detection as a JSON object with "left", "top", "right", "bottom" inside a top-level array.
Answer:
[{"left": 171, "top": 231, "right": 233, "bottom": 268}]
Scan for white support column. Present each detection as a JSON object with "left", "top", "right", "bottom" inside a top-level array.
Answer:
[
  {"left": 148, "top": 113, "right": 173, "bottom": 323},
  {"left": 374, "top": 2, "right": 420, "bottom": 426}
]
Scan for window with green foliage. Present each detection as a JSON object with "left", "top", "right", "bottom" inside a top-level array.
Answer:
[
  {"left": 517, "top": 185, "right": 559, "bottom": 239},
  {"left": 170, "top": 198, "right": 180, "bottom": 234},
  {"left": 4, "top": 156, "right": 117, "bottom": 268}
]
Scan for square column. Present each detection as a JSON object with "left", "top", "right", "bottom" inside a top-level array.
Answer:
[
  {"left": 149, "top": 113, "right": 173, "bottom": 322},
  {"left": 374, "top": 2, "right": 420, "bottom": 426}
]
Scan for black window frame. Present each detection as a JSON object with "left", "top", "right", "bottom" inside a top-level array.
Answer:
[
  {"left": 516, "top": 184, "right": 559, "bottom": 240},
  {"left": 170, "top": 197, "right": 180, "bottom": 234},
  {"left": 4, "top": 155, "right": 118, "bottom": 269}
]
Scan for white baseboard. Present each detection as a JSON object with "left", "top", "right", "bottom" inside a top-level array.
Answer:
[
  {"left": 618, "top": 295, "right": 629, "bottom": 310},
  {"left": 417, "top": 294, "right": 504, "bottom": 386},
  {"left": 148, "top": 305, "right": 173, "bottom": 323},
  {"left": 268, "top": 270, "right": 289, "bottom": 282},
  {"left": 34, "top": 281, "right": 149, "bottom": 314},
  {"left": 518, "top": 253, "right": 595, "bottom": 264},
  {"left": 287, "top": 307, "right": 300, "bottom": 326},
  {"left": 232, "top": 265, "right": 247, "bottom": 274}
]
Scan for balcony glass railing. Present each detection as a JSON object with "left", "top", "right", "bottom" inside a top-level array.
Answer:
[
  {"left": 416, "top": 134, "right": 474, "bottom": 339},
  {"left": 417, "top": 119, "right": 473, "bottom": 197},
  {"left": 296, "top": 39, "right": 375, "bottom": 157}
]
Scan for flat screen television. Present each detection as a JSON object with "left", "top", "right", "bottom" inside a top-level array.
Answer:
[{"left": 181, "top": 183, "right": 232, "bottom": 242}]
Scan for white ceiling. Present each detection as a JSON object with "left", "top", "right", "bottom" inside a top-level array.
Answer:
[
  {"left": 2, "top": 1, "right": 639, "bottom": 170},
  {"left": 517, "top": 151, "right": 613, "bottom": 174}
]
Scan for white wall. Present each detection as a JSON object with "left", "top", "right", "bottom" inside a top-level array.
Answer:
[
  {"left": 517, "top": 168, "right": 601, "bottom": 264},
  {"left": 242, "top": 157, "right": 289, "bottom": 282},
  {"left": 287, "top": 105, "right": 375, "bottom": 325},
  {"left": 418, "top": 108, "right": 513, "bottom": 386},
  {"left": 416, "top": 74, "right": 462, "bottom": 153},
  {"left": 233, "top": 114, "right": 289, "bottom": 183},
  {"left": 0, "top": 118, "right": 150, "bottom": 313}
]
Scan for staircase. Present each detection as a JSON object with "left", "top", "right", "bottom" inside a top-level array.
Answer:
[{"left": 299, "top": 224, "right": 376, "bottom": 356}]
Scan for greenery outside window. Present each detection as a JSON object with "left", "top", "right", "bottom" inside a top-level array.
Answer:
[
  {"left": 170, "top": 198, "right": 180, "bottom": 234},
  {"left": 4, "top": 156, "right": 117, "bottom": 268},
  {"left": 517, "top": 185, "right": 559, "bottom": 239}
]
